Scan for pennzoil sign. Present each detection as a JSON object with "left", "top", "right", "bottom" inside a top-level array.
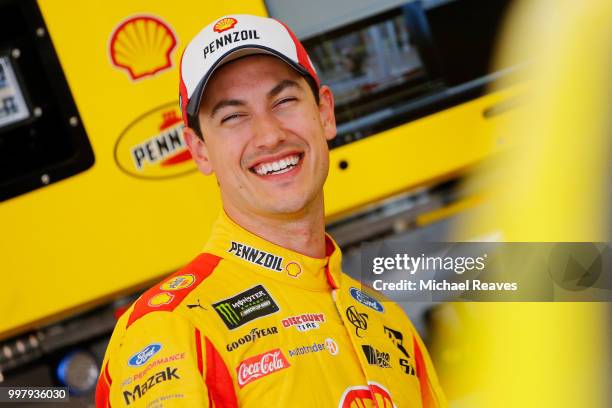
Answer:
[{"left": 114, "top": 102, "right": 196, "bottom": 179}]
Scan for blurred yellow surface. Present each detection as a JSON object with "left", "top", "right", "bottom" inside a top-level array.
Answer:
[
  {"left": 0, "top": 0, "right": 520, "bottom": 337},
  {"left": 438, "top": 0, "right": 612, "bottom": 406}
]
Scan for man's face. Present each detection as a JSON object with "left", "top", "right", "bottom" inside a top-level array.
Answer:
[{"left": 184, "top": 55, "right": 336, "bottom": 217}]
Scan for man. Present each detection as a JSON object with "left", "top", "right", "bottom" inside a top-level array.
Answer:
[{"left": 96, "top": 14, "right": 446, "bottom": 408}]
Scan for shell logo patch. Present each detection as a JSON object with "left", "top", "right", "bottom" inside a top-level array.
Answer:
[
  {"left": 339, "top": 383, "right": 395, "bottom": 408},
  {"left": 160, "top": 274, "right": 195, "bottom": 291},
  {"left": 148, "top": 292, "right": 174, "bottom": 307},
  {"left": 214, "top": 17, "right": 238, "bottom": 33},
  {"left": 285, "top": 262, "right": 302, "bottom": 278},
  {"left": 114, "top": 102, "right": 196, "bottom": 179},
  {"left": 109, "top": 15, "right": 177, "bottom": 80}
]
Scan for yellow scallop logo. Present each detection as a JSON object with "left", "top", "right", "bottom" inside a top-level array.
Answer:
[
  {"left": 214, "top": 17, "right": 238, "bottom": 33},
  {"left": 109, "top": 15, "right": 177, "bottom": 80},
  {"left": 148, "top": 292, "right": 174, "bottom": 307},
  {"left": 285, "top": 262, "right": 302, "bottom": 278}
]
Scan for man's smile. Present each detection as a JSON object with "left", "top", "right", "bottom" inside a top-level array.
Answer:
[{"left": 249, "top": 152, "right": 304, "bottom": 177}]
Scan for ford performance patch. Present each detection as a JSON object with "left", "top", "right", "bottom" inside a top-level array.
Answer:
[
  {"left": 213, "top": 285, "right": 280, "bottom": 330},
  {"left": 349, "top": 287, "right": 384, "bottom": 313},
  {"left": 128, "top": 343, "right": 162, "bottom": 367}
]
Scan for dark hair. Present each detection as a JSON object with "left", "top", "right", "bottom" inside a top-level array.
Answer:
[{"left": 194, "top": 73, "right": 320, "bottom": 140}]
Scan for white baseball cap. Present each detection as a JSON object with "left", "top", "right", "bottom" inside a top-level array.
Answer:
[{"left": 179, "top": 14, "right": 320, "bottom": 135}]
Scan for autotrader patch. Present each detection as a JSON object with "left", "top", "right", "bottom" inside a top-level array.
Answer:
[{"left": 213, "top": 285, "right": 280, "bottom": 330}]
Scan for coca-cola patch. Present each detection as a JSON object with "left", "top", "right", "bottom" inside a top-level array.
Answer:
[{"left": 236, "top": 348, "right": 290, "bottom": 388}]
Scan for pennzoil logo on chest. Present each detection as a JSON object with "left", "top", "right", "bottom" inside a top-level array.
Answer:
[{"left": 228, "top": 241, "right": 283, "bottom": 272}]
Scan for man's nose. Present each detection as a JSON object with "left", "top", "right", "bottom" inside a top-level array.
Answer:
[{"left": 251, "top": 112, "right": 286, "bottom": 149}]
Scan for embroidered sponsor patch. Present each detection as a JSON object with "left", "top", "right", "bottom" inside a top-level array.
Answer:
[
  {"left": 339, "top": 383, "right": 394, "bottom": 407},
  {"left": 325, "top": 338, "right": 339, "bottom": 356},
  {"left": 236, "top": 348, "right": 290, "bottom": 388},
  {"left": 226, "top": 326, "right": 279, "bottom": 352},
  {"left": 228, "top": 241, "right": 284, "bottom": 272},
  {"left": 203, "top": 30, "right": 261, "bottom": 60},
  {"left": 281, "top": 313, "right": 325, "bottom": 332},
  {"left": 213, "top": 17, "right": 238, "bottom": 33},
  {"left": 288, "top": 338, "right": 338, "bottom": 357},
  {"left": 213, "top": 285, "right": 279, "bottom": 330},
  {"left": 383, "top": 326, "right": 410, "bottom": 358},
  {"left": 345, "top": 306, "right": 368, "bottom": 338},
  {"left": 285, "top": 261, "right": 302, "bottom": 278},
  {"left": 160, "top": 274, "right": 195, "bottom": 291},
  {"left": 349, "top": 287, "right": 384, "bottom": 312},
  {"left": 122, "top": 353, "right": 185, "bottom": 387},
  {"left": 383, "top": 326, "right": 416, "bottom": 376},
  {"left": 148, "top": 292, "right": 174, "bottom": 307},
  {"left": 361, "top": 345, "right": 392, "bottom": 368},
  {"left": 128, "top": 344, "right": 162, "bottom": 367},
  {"left": 122, "top": 366, "right": 180, "bottom": 405}
]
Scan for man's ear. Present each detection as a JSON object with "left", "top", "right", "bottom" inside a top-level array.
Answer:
[
  {"left": 183, "top": 127, "right": 214, "bottom": 175},
  {"left": 318, "top": 85, "right": 337, "bottom": 141}
]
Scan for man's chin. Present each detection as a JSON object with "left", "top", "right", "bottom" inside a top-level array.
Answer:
[{"left": 256, "top": 196, "right": 312, "bottom": 216}]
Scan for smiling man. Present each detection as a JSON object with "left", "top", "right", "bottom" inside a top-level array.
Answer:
[{"left": 96, "top": 14, "right": 446, "bottom": 408}]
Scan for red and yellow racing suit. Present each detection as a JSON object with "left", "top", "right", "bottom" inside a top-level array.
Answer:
[{"left": 96, "top": 212, "right": 446, "bottom": 407}]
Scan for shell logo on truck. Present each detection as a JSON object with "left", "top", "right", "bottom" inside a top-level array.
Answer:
[
  {"left": 114, "top": 102, "right": 195, "bottom": 179},
  {"left": 109, "top": 15, "right": 177, "bottom": 80}
]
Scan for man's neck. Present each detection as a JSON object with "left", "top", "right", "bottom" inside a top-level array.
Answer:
[{"left": 223, "top": 199, "right": 327, "bottom": 259}]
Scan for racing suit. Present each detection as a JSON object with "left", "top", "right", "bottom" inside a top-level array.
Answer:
[{"left": 96, "top": 211, "right": 446, "bottom": 407}]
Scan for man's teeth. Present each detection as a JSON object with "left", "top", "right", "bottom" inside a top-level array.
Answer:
[{"left": 254, "top": 155, "right": 300, "bottom": 175}]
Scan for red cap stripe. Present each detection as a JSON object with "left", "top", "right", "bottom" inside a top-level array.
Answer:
[
  {"left": 274, "top": 19, "right": 320, "bottom": 88},
  {"left": 178, "top": 48, "right": 190, "bottom": 125}
]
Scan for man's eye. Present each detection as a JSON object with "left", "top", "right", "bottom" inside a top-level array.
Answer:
[
  {"left": 275, "top": 97, "right": 297, "bottom": 107},
  {"left": 221, "top": 113, "right": 242, "bottom": 124}
]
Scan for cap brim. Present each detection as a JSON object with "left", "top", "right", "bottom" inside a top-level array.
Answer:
[{"left": 186, "top": 45, "right": 311, "bottom": 130}]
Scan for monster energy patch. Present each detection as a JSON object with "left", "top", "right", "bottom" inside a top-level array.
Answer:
[{"left": 213, "top": 285, "right": 279, "bottom": 329}]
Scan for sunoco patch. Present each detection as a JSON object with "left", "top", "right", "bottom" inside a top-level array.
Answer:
[{"left": 213, "top": 285, "right": 279, "bottom": 330}]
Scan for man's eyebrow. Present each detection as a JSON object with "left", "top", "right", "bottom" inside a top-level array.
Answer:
[
  {"left": 268, "top": 79, "right": 301, "bottom": 99},
  {"left": 209, "top": 79, "right": 301, "bottom": 118},
  {"left": 210, "top": 99, "right": 245, "bottom": 118}
]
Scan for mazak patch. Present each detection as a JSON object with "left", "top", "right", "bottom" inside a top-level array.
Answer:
[
  {"left": 122, "top": 366, "right": 179, "bottom": 405},
  {"left": 213, "top": 285, "right": 279, "bottom": 330}
]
